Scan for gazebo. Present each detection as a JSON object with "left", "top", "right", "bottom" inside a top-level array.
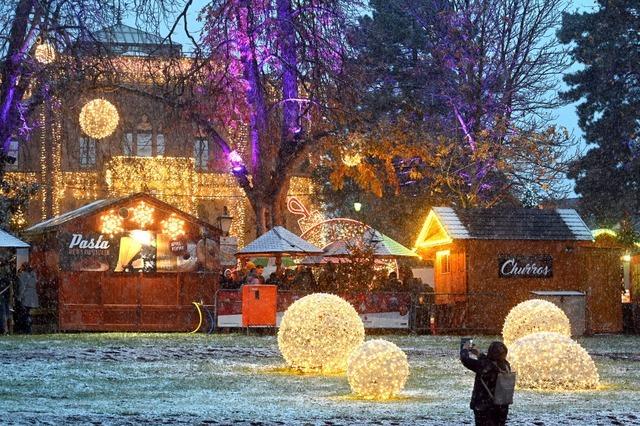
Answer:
[{"left": 236, "top": 226, "right": 323, "bottom": 271}]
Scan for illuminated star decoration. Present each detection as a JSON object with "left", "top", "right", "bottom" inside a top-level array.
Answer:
[
  {"left": 347, "top": 339, "right": 410, "bottom": 400},
  {"left": 161, "top": 213, "right": 186, "bottom": 240},
  {"left": 131, "top": 201, "right": 155, "bottom": 229},
  {"left": 277, "top": 293, "right": 365, "bottom": 374},
  {"left": 502, "top": 299, "right": 571, "bottom": 347},
  {"left": 100, "top": 209, "right": 124, "bottom": 236}
]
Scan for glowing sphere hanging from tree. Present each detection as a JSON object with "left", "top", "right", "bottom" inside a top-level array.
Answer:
[
  {"left": 34, "top": 41, "right": 56, "bottom": 64},
  {"left": 79, "top": 99, "right": 119, "bottom": 139},
  {"left": 508, "top": 332, "right": 599, "bottom": 391},
  {"left": 502, "top": 299, "right": 571, "bottom": 347},
  {"left": 347, "top": 339, "right": 409, "bottom": 400},
  {"left": 277, "top": 293, "right": 364, "bottom": 374}
]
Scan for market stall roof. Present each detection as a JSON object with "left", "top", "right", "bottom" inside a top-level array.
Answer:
[
  {"left": 416, "top": 207, "right": 593, "bottom": 248},
  {"left": 0, "top": 229, "right": 29, "bottom": 248},
  {"left": 24, "top": 193, "right": 217, "bottom": 235},
  {"left": 322, "top": 229, "right": 418, "bottom": 259},
  {"left": 236, "top": 226, "right": 323, "bottom": 257}
]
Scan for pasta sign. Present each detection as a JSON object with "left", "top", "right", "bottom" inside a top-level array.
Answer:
[{"left": 498, "top": 255, "right": 553, "bottom": 278}]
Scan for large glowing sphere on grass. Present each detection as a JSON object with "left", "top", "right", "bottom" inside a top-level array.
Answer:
[
  {"left": 277, "top": 293, "right": 364, "bottom": 373},
  {"left": 502, "top": 299, "right": 571, "bottom": 347},
  {"left": 347, "top": 339, "right": 409, "bottom": 400},
  {"left": 79, "top": 99, "right": 119, "bottom": 139},
  {"left": 508, "top": 332, "right": 599, "bottom": 391}
]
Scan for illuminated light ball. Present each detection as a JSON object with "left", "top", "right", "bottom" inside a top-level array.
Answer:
[
  {"left": 34, "top": 41, "right": 56, "bottom": 64},
  {"left": 277, "top": 293, "right": 364, "bottom": 374},
  {"left": 342, "top": 153, "right": 362, "bottom": 167},
  {"left": 508, "top": 332, "right": 599, "bottom": 391},
  {"left": 347, "top": 339, "right": 409, "bottom": 400},
  {"left": 502, "top": 299, "right": 571, "bottom": 347},
  {"left": 79, "top": 99, "right": 119, "bottom": 139}
]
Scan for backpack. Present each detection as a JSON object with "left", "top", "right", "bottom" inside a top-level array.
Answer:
[{"left": 480, "top": 362, "right": 516, "bottom": 406}]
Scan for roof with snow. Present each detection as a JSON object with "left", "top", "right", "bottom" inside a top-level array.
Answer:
[
  {"left": 415, "top": 207, "right": 593, "bottom": 248},
  {"left": 236, "top": 226, "right": 323, "bottom": 257},
  {"left": 0, "top": 229, "right": 29, "bottom": 248}
]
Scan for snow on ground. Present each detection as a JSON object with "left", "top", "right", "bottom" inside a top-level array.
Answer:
[{"left": 1, "top": 333, "right": 639, "bottom": 425}]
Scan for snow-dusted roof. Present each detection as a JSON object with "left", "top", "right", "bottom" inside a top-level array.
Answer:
[
  {"left": 0, "top": 229, "right": 29, "bottom": 248},
  {"left": 431, "top": 207, "right": 593, "bottom": 241},
  {"left": 236, "top": 226, "right": 323, "bottom": 256}
]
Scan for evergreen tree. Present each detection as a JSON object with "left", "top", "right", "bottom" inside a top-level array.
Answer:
[{"left": 559, "top": 0, "right": 640, "bottom": 225}]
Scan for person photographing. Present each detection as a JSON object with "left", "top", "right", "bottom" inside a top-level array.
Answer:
[{"left": 460, "top": 339, "right": 515, "bottom": 426}]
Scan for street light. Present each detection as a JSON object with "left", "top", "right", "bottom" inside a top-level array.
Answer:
[
  {"left": 216, "top": 206, "right": 233, "bottom": 236},
  {"left": 353, "top": 202, "right": 362, "bottom": 213}
]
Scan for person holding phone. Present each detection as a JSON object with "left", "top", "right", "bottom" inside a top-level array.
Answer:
[{"left": 460, "top": 339, "right": 511, "bottom": 426}]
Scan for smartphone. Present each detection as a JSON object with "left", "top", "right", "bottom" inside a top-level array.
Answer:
[{"left": 460, "top": 337, "right": 473, "bottom": 350}]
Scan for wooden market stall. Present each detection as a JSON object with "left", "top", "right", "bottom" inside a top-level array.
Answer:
[
  {"left": 414, "top": 207, "right": 623, "bottom": 334},
  {"left": 24, "top": 193, "right": 222, "bottom": 332}
]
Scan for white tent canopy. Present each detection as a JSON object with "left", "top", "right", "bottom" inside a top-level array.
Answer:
[{"left": 236, "top": 226, "right": 323, "bottom": 257}]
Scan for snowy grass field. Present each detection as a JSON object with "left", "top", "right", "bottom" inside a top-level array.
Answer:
[{"left": 1, "top": 333, "right": 639, "bottom": 425}]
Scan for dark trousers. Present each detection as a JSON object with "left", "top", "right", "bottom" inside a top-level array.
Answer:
[
  {"left": 14, "top": 303, "right": 31, "bottom": 334},
  {"left": 474, "top": 407, "right": 509, "bottom": 426}
]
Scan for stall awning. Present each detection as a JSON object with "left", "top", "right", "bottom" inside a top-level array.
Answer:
[{"left": 0, "top": 229, "right": 29, "bottom": 248}]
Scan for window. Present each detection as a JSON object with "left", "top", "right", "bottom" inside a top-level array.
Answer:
[
  {"left": 194, "top": 138, "right": 209, "bottom": 170},
  {"left": 156, "top": 133, "right": 165, "bottom": 156},
  {"left": 437, "top": 250, "right": 451, "bottom": 274},
  {"left": 124, "top": 133, "right": 134, "bottom": 155},
  {"left": 79, "top": 137, "right": 96, "bottom": 167},
  {"left": 123, "top": 131, "right": 164, "bottom": 157},
  {"left": 5, "top": 139, "right": 19, "bottom": 169}
]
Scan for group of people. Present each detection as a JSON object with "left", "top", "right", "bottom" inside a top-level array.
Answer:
[
  {"left": 0, "top": 259, "right": 39, "bottom": 335},
  {"left": 219, "top": 262, "right": 316, "bottom": 291}
]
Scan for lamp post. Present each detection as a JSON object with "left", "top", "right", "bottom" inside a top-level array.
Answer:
[{"left": 216, "top": 206, "right": 233, "bottom": 237}]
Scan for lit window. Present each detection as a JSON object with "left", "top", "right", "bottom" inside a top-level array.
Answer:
[
  {"left": 437, "top": 250, "right": 450, "bottom": 274},
  {"left": 5, "top": 139, "right": 19, "bottom": 169},
  {"left": 194, "top": 138, "right": 209, "bottom": 170},
  {"left": 79, "top": 137, "right": 96, "bottom": 167}
]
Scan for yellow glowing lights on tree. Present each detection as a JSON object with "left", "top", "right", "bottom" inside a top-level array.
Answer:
[
  {"left": 342, "top": 153, "right": 362, "bottom": 167},
  {"left": 161, "top": 213, "right": 186, "bottom": 239},
  {"left": 79, "top": 99, "right": 119, "bottom": 139},
  {"left": 131, "top": 201, "right": 154, "bottom": 228},
  {"left": 277, "top": 293, "right": 365, "bottom": 374},
  {"left": 508, "top": 332, "right": 599, "bottom": 391},
  {"left": 347, "top": 339, "right": 409, "bottom": 400},
  {"left": 502, "top": 299, "right": 571, "bottom": 347},
  {"left": 34, "top": 41, "right": 56, "bottom": 64},
  {"left": 100, "top": 210, "right": 124, "bottom": 236}
]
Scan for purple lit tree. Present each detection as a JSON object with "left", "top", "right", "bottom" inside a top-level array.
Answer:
[{"left": 193, "top": 0, "right": 362, "bottom": 234}]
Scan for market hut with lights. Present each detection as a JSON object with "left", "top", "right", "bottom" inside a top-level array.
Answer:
[
  {"left": 23, "top": 193, "right": 223, "bottom": 332},
  {"left": 413, "top": 207, "right": 622, "bottom": 334}
]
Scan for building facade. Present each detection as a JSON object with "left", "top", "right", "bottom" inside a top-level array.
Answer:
[{"left": 5, "top": 24, "right": 318, "bottom": 246}]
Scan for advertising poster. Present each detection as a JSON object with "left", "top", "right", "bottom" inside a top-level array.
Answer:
[
  {"left": 60, "top": 231, "right": 220, "bottom": 273},
  {"left": 216, "top": 290, "right": 411, "bottom": 329}
]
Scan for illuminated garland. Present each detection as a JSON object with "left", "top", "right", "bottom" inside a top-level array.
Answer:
[
  {"left": 347, "top": 339, "right": 410, "bottom": 400},
  {"left": 79, "top": 99, "right": 119, "bottom": 139}
]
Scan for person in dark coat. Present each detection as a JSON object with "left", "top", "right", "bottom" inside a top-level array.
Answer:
[
  {"left": 16, "top": 263, "right": 39, "bottom": 334},
  {"left": 460, "top": 341, "right": 511, "bottom": 426}
]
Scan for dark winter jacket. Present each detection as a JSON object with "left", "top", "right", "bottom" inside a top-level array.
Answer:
[{"left": 460, "top": 348, "right": 511, "bottom": 411}]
